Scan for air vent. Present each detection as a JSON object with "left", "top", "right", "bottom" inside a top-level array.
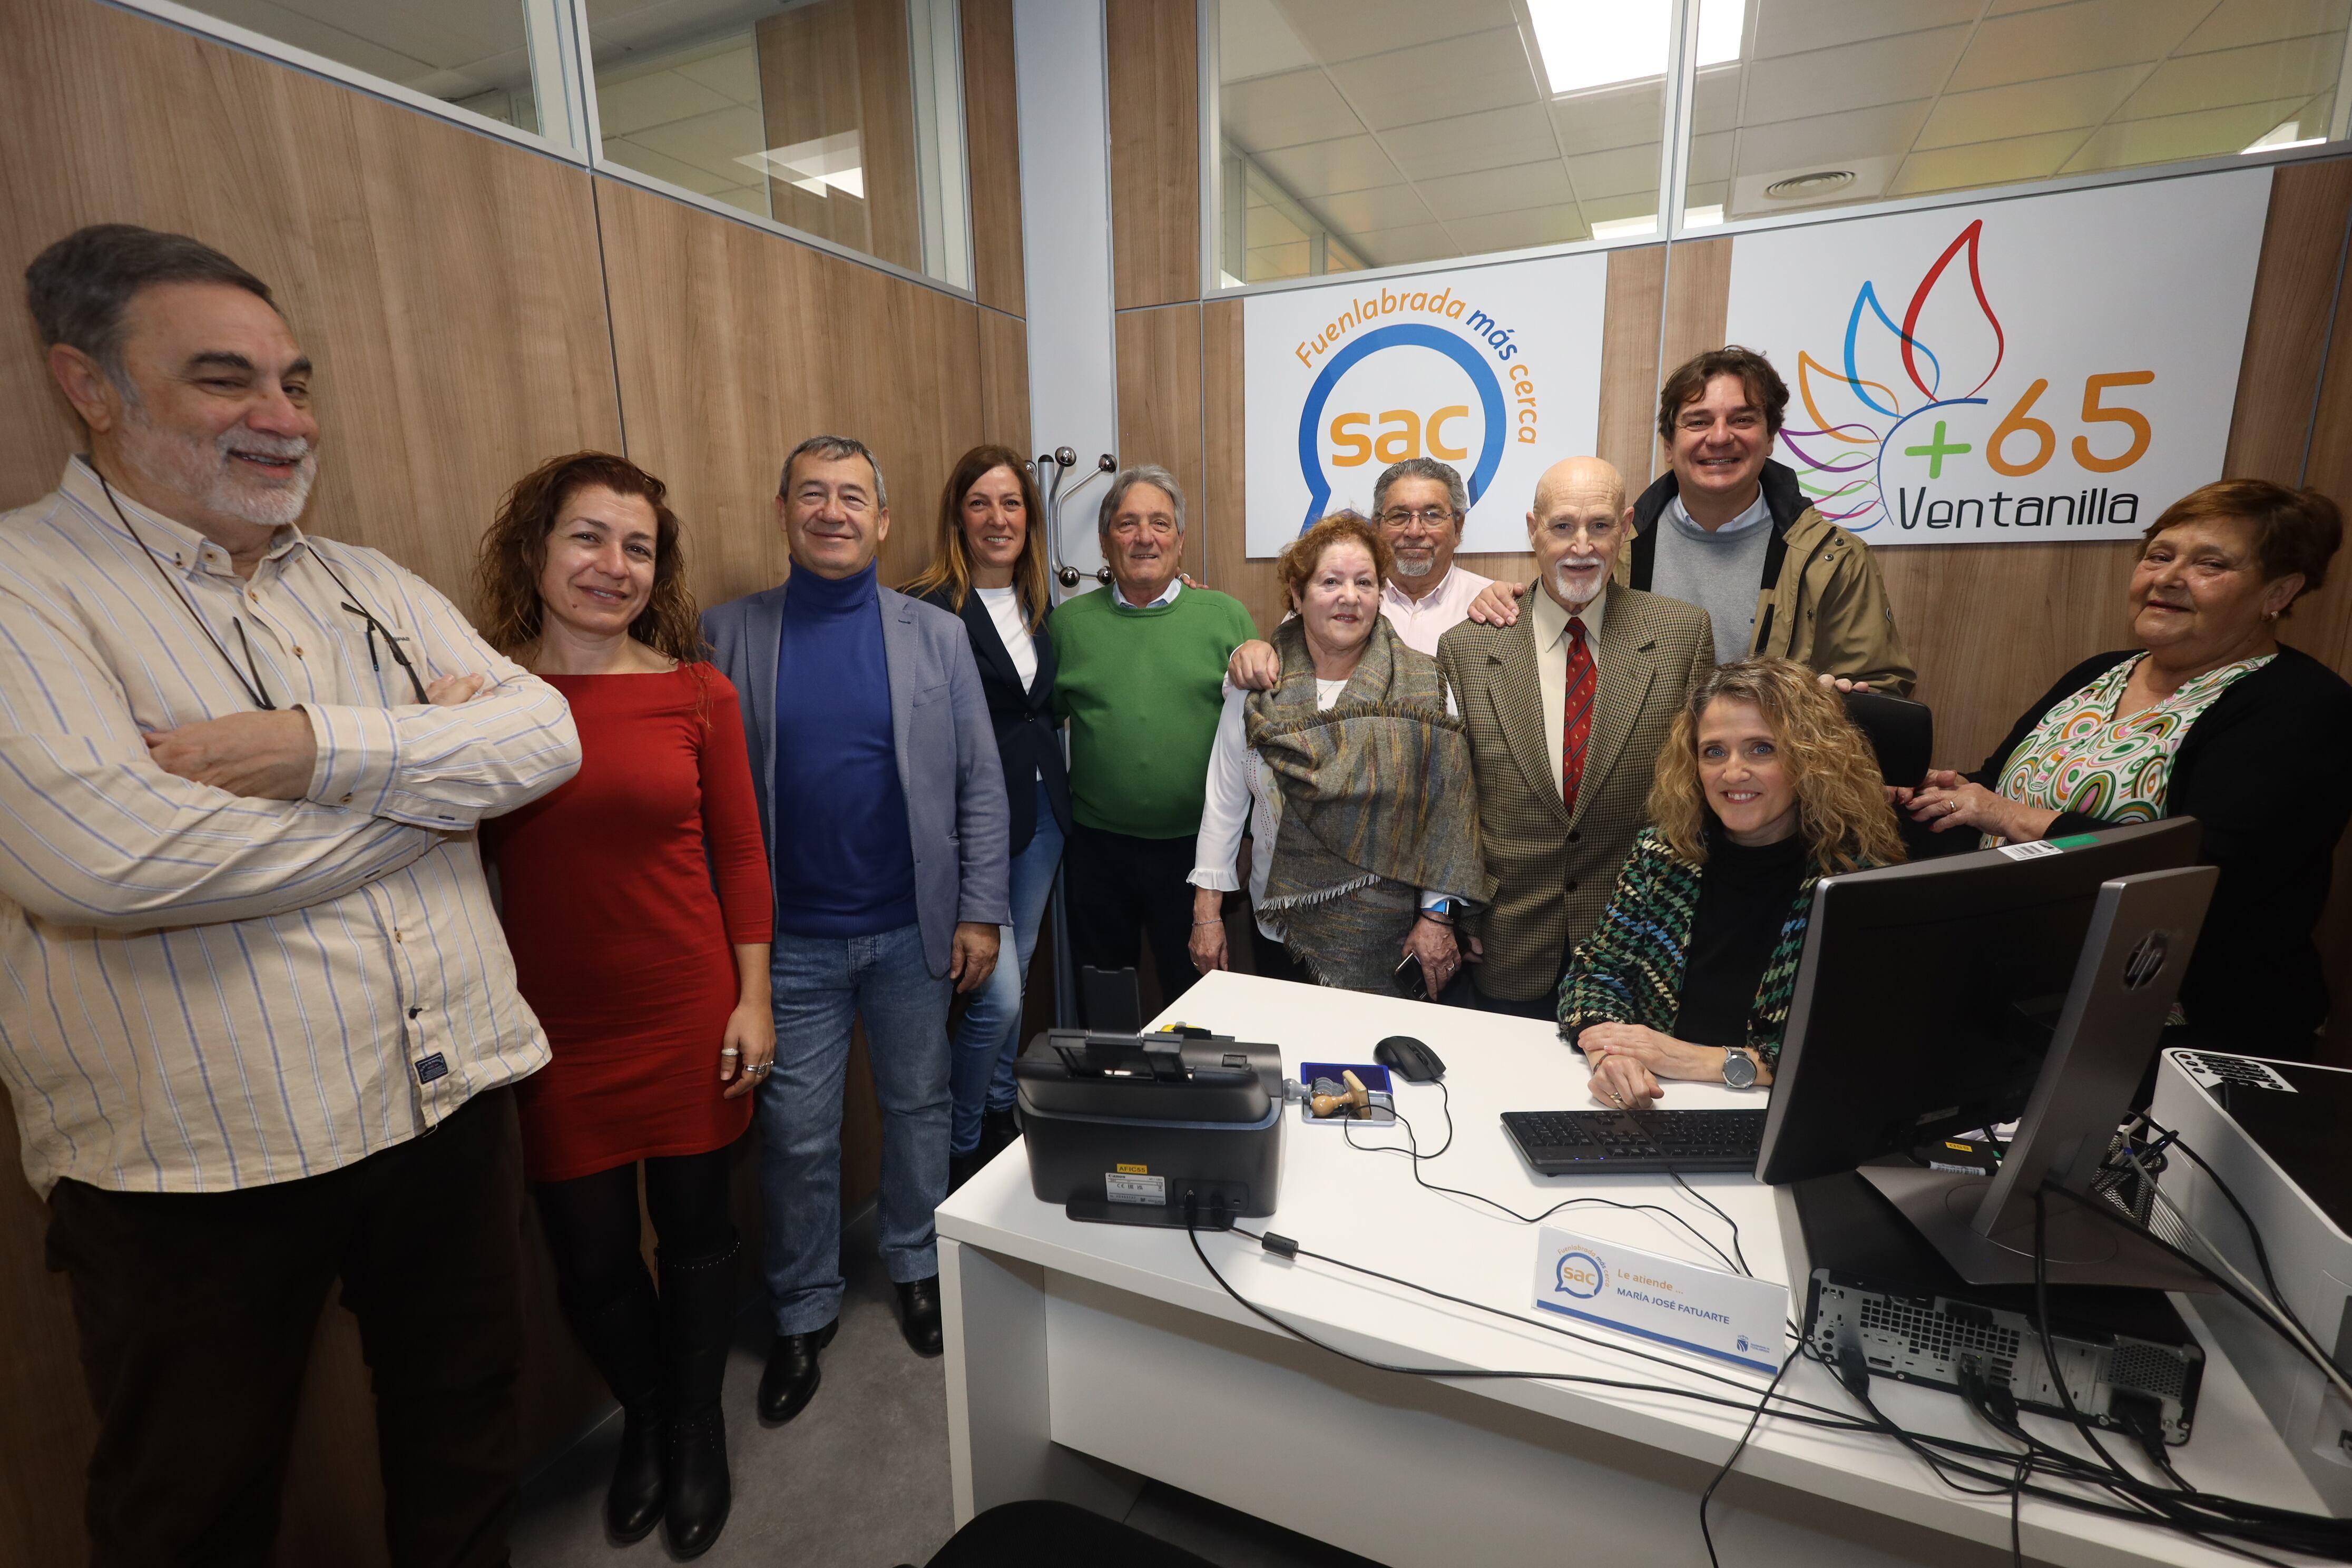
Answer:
[{"left": 1763, "top": 170, "right": 1856, "bottom": 201}]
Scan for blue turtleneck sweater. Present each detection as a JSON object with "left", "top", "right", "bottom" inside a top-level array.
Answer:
[{"left": 771, "top": 561, "right": 918, "bottom": 938}]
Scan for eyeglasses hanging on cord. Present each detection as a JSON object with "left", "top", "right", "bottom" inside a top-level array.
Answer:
[{"left": 94, "top": 465, "right": 432, "bottom": 708}]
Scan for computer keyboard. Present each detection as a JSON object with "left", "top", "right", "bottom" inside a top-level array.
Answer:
[{"left": 1502, "top": 1109, "right": 1768, "bottom": 1174}]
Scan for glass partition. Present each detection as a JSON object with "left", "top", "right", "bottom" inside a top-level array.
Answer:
[
  {"left": 1686, "top": 0, "right": 2352, "bottom": 227},
  {"left": 169, "top": 0, "right": 575, "bottom": 141},
  {"left": 585, "top": 0, "right": 973, "bottom": 287},
  {"left": 1211, "top": 0, "right": 1678, "bottom": 286}
]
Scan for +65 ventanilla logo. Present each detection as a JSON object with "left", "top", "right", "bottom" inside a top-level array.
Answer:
[
  {"left": 1293, "top": 293, "right": 1540, "bottom": 534},
  {"left": 1779, "top": 220, "right": 2158, "bottom": 538}
]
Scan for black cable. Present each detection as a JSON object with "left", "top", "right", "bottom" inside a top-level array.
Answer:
[
  {"left": 1339, "top": 1091, "right": 1747, "bottom": 1276},
  {"left": 2145, "top": 1120, "right": 2313, "bottom": 1347},
  {"left": 1699, "top": 1344, "right": 1799, "bottom": 1568},
  {"left": 1671, "top": 1171, "right": 1752, "bottom": 1277}
]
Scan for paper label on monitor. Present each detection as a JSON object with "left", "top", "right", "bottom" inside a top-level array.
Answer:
[
  {"left": 1533, "top": 1227, "right": 1788, "bottom": 1374},
  {"left": 1105, "top": 1172, "right": 1166, "bottom": 1205},
  {"left": 1994, "top": 840, "right": 2062, "bottom": 861}
]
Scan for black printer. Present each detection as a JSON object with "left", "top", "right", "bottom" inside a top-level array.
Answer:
[{"left": 1014, "top": 1028, "right": 1284, "bottom": 1228}]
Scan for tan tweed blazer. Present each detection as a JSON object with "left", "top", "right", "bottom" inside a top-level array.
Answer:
[{"left": 1435, "top": 581, "right": 1715, "bottom": 1004}]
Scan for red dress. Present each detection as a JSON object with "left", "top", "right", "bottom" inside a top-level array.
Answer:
[{"left": 489, "top": 663, "right": 772, "bottom": 1182}]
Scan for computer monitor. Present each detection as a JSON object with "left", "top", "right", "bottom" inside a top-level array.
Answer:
[{"left": 1756, "top": 819, "right": 2218, "bottom": 1288}]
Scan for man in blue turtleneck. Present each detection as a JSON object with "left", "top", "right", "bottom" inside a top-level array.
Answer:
[{"left": 703, "top": 434, "right": 1009, "bottom": 1424}]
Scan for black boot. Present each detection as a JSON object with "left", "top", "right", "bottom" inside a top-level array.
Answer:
[
  {"left": 758, "top": 1318, "right": 837, "bottom": 1424},
  {"left": 564, "top": 1267, "right": 665, "bottom": 1543},
  {"left": 896, "top": 1275, "right": 943, "bottom": 1357},
  {"left": 979, "top": 1105, "right": 1021, "bottom": 1160},
  {"left": 659, "top": 1237, "right": 739, "bottom": 1560}
]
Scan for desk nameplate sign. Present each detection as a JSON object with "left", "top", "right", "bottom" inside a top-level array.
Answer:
[{"left": 1533, "top": 1227, "right": 1789, "bottom": 1375}]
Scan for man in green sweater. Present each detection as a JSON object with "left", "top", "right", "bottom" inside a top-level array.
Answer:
[{"left": 1051, "top": 464, "right": 1258, "bottom": 1016}]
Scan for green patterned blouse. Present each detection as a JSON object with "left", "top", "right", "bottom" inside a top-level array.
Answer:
[
  {"left": 1557, "top": 826, "right": 1836, "bottom": 1069},
  {"left": 1994, "top": 651, "right": 2273, "bottom": 827}
]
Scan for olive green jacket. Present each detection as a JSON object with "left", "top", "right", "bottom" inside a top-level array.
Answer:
[{"left": 1625, "top": 460, "right": 1916, "bottom": 695}]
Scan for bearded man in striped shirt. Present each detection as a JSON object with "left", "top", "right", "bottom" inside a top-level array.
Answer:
[{"left": 0, "top": 225, "right": 581, "bottom": 1567}]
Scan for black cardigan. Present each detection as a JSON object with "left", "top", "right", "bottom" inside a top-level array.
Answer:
[
  {"left": 916, "top": 583, "right": 1071, "bottom": 856},
  {"left": 1966, "top": 644, "right": 2352, "bottom": 1046}
]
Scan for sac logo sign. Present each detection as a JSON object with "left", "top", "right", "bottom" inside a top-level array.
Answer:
[
  {"left": 1243, "top": 254, "right": 1606, "bottom": 557},
  {"left": 1724, "top": 167, "right": 2270, "bottom": 547}
]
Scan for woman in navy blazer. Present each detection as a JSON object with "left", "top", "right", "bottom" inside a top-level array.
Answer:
[{"left": 904, "top": 445, "right": 1071, "bottom": 1188}]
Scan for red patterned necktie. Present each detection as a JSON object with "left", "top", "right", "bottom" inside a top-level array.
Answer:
[{"left": 1561, "top": 616, "right": 1594, "bottom": 816}]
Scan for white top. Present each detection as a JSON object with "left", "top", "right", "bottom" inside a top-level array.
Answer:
[
  {"left": 1378, "top": 563, "right": 1494, "bottom": 656},
  {"left": 1531, "top": 583, "right": 1608, "bottom": 801},
  {"left": 975, "top": 584, "right": 1038, "bottom": 689},
  {"left": 1191, "top": 677, "right": 1452, "bottom": 939},
  {"left": 1113, "top": 576, "right": 1181, "bottom": 610}
]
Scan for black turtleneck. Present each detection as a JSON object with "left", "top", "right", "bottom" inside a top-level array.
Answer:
[{"left": 1672, "top": 826, "right": 1809, "bottom": 1050}]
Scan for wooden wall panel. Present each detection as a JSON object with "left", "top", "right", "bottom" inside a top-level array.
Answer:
[
  {"left": 978, "top": 306, "right": 1032, "bottom": 453},
  {"left": 2224, "top": 160, "right": 2352, "bottom": 484},
  {"left": 1114, "top": 302, "right": 1209, "bottom": 586},
  {"left": 1599, "top": 244, "right": 1670, "bottom": 492},
  {"left": 1201, "top": 297, "right": 1253, "bottom": 610},
  {"left": 756, "top": 0, "right": 924, "bottom": 276},
  {"left": 962, "top": 0, "right": 1026, "bottom": 316},
  {"left": 1106, "top": 0, "right": 1200, "bottom": 310}
]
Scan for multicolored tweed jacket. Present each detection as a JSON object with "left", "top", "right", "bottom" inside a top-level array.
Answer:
[{"left": 1556, "top": 826, "right": 1843, "bottom": 1069}]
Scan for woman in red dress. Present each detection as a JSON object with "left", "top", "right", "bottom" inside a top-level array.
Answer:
[{"left": 476, "top": 452, "right": 772, "bottom": 1559}]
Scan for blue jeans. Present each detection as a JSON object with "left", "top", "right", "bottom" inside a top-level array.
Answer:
[
  {"left": 759, "top": 922, "right": 951, "bottom": 1335},
  {"left": 949, "top": 781, "right": 1065, "bottom": 1154}
]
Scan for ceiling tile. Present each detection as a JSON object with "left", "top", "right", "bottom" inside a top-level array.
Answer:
[
  {"left": 1726, "top": 100, "right": 1932, "bottom": 178},
  {"left": 1248, "top": 240, "right": 1312, "bottom": 280},
  {"left": 594, "top": 68, "right": 738, "bottom": 138},
  {"left": 1418, "top": 159, "right": 1576, "bottom": 219},
  {"left": 1380, "top": 103, "right": 1560, "bottom": 180},
  {"left": 1443, "top": 202, "right": 1587, "bottom": 254},
  {"left": 1579, "top": 189, "right": 1660, "bottom": 224},
  {"left": 2063, "top": 94, "right": 2317, "bottom": 168},
  {"left": 603, "top": 134, "right": 734, "bottom": 197},
  {"left": 2114, "top": 35, "right": 2344, "bottom": 120},
  {"left": 1221, "top": 0, "right": 1320, "bottom": 83},
  {"left": 671, "top": 41, "right": 760, "bottom": 105},
  {"left": 1738, "top": 23, "right": 1971, "bottom": 123},
  {"left": 1274, "top": 0, "right": 1520, "bottom": 65},
  {"left": 1246, "top": 200, "right": 1310, "bottom": 247},
  {"left": 1221, "top": 67, "right": 1364, "bottom": 152},
  {"left": 1692, "top": 65, "right": 1745, "bottom": 135},
  {"left": 1689, "top": 130, "right": 1734, "bottom": 181},
  {"left": 1551, "top": 79, "right": 1671, "bottom": 151},
  {"left": 1889, "top": 128, "right": 2089, "bottom": 194},
  {"left": 1309, "top": 182, "right": 1438, "bottom": 233},
  {"left": 1256, "top": 134, "right": 1408, "bottom": 198},
  {"left": 1747, "top": 0, "right": 1984, "bottom": 61},
  {"left": 1566, "top": 141, "right": 1664, "bottom": 199},
  {"left": 1913, "top": 63, "right": 2151, "bottom": 147},
  {"left": 626, "top": 103, "right": 766, "bottom": 175},
  {"left": 1346, "top": 221, "right": 1462, "bottom": 268},
  {"left": 589, "top": 0, "right": 778, "bottom": 58},
  {"left": 1946, "top": 0, "right": 2214, "bottom": 93},
  {"left": 2175, "top": 0, "right": 2352, "bottom": 54},
  {"left": 1328, "top": 27, "right": 1541, "bottom": 131}
]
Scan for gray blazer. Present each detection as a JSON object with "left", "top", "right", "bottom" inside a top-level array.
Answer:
[{"left": 703, "top": 576, "right": 1011, "bottom": 978}]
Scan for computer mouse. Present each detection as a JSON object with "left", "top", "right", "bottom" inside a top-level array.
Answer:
[{"left": 1375, "top": 1035, "right": 1444, "bottom": 1083}]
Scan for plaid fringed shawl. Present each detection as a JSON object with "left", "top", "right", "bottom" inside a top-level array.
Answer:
[
  {"left": 1557, "top": 826, "right": 1847, "bottom": 1068},
  {"left": 1245, "top": 616, "right": 1489, "bottom": 992}
]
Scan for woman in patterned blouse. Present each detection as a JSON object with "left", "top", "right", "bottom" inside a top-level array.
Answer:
[
  {"left": 1904, "top": 480, "right": 2349, "bottom": 1053},
  {"left": 1566, "top": 659, "right": 1902, "bottom": 1112}
]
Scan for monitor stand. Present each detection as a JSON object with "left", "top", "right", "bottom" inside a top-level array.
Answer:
[{"left": 1868, "top": 865, "right": 2220, "bottom": 1292}]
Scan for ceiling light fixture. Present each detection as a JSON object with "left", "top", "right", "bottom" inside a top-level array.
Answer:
[
  {"left": 1590, "top": 214, "right": 1659, "bottom": 238},
  {"left": 1530, "top": 0, "right": 1743, "bottom": 96},
  {"left": 2241, "top": 120, "right": 2325, "bottom": 154},
  {"left": 736, "top": 130, "right": 865, "bottom": 198}
]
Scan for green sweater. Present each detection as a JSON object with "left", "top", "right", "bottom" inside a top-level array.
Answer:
[{"left": 1050, "top": 584, "right": 1258, "bottom": 839}]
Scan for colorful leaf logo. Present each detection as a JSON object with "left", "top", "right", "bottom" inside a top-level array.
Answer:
[{"left": 1779, "top": 221, "right": 2010, "bottom": 530}]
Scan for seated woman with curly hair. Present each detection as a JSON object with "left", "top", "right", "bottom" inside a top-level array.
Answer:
[{"left": 1563, "top": 658, "right": 1903, "bottom": 1111}]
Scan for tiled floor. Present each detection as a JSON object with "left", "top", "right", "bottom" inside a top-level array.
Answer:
[{"left": 509, "top": 1206, "right": 1376, "bottom": 1568}]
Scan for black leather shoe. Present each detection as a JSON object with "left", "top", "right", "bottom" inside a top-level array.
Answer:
[
  {"left": 605, "top": 1404, "right": 664, "bottom": 1544},
  {"left": 661, "top": 1406, "right": 730, "bottom": 1559},
  {"left": 946, "top": 1146, "right": 983, "bottom": 1194},
  {"left": 757, "top": 1318, "right": 838, "bottom": 1424},
  {"left": 897, "top": 1275, "right": 943, "bottom": 1357}
]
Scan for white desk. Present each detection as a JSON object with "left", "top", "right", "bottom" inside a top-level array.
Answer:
[{"left": 937, "top": 972, "right": 2330, "bottom": 1567}]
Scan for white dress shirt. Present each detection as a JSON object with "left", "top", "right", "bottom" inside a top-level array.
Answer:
[
  {"left": 0, "top": 458, "right": 582, "bottom": 1196},
  {"left": 1113, "top": 576, "right": 1181, "bottom": 610},
  {"left": 1532, "top": 583, "right": 1608, "bottom": 801},
  {"left": 975, "top": 584, "right": 1038, "bottom": 688},
  {"left": 1378, "top": 563, "right": 1493, "bottom": 656}
]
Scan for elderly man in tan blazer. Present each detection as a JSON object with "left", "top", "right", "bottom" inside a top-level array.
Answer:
[{"left": 1436, "top": 456, "right": 1716, "bottom": 1017}]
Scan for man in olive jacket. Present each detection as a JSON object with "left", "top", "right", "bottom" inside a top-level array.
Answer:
[
  {"left": 1436, "top": 457, "right": 1714, "bottom": 1017},
  {"left": 1471, "top": 347, "right": 1914, "bottom": 695}
]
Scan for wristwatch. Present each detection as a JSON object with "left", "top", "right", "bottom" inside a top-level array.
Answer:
[{"left": 1720, "top": 1047, "right": 1758, "bottom": 1090}]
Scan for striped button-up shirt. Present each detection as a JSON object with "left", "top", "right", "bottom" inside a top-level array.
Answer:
[{"left": 0, "top": 458, "right": 581, "bottom": 1197}]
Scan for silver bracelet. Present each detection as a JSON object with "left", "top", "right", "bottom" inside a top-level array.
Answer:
[{"left": 1193, "top": 917, "right": 1224, "bottom": 926}]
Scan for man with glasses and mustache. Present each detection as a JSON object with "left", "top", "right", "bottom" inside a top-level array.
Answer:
[
  {"left": 0, "top": 224, "right": 582, "bottom": 1566},
  {"left": 1223, "top": 457, "right": 1491, "bottom": 688},
  {"left": 1435, "top": 456, "right": 1715, "bottom": 1017}
]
